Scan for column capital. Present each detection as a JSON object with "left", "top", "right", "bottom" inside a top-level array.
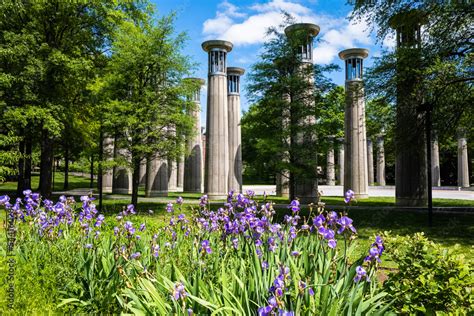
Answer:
[
  {"left": 202, "top": 40, "right": 233, "bottom": 52},
  {"left": 338, "top": 48, "right": 369, "bottom": 61},
  {"left": 227, "top": 67, "right": 245, "bottom": 76}
]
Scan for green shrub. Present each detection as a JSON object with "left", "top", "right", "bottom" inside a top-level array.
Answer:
[{"left": 383, "top": 233, "right": 473, "bottom": 314}]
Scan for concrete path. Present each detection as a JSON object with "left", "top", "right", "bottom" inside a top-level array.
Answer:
[
  {"left": 54, "top": 185, "right": 474, "bottom": 201},
  {"left": 243, "top": 185, "right": 474, "bottom": 201}
]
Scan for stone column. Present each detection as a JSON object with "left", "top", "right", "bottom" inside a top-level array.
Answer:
[
  {"left": 177, "top": 157, "right": 184, "bottom": 191},
  {"left": 139, "top": 160, "right": 147, "bottom": 185},
  {"left": 390, "top": 11, "right": 428, "bottom": 206},
  {"left": 276, "top": 94, "right": 290, "bottom": 198},
  {"left": 227, "top": 67, "right": 244, "bottom": 193},
  {"left": 145, "top": 154, "right": 168, "bottom": 197},
  {"left": 284, "top": 23, "right": 320, "bottom": 203},
  {"left": 184, "top": 78, "right": 205, "bottom": 193},
  {"left": 202, "top": 40, "right": 233, "bottom": 199},
  {"left": 431, "top": 133, "right": 441, "bottom": 186},
  {"left": 102, "top": 136, "right": 114, "bottom": 193},
  {"left": 376, "top": 134, "right": 386, "bottom": 186},
  {"left": 112, "top": 145, "right": 132, "bottom": 195},
  {"left": 167, "top": 125, "right": 178, "bottom": 192},
  {"left": 457, "top": 129, "right": 470, "bottom": 187},
  {"left": 168, "top": 158, "right": 178, "bottom": 192},
  {"left": 339, "top": 48, "right": 369, "bottom": 199},
  {"left": 367, "top": 139, "right": 375, "bottom": 186},
  {"left": 337, "top": 137, "right": 344, "bottom": 186},
  {"left": 326, "top": 136, "right": 335, "bottom": 185}
]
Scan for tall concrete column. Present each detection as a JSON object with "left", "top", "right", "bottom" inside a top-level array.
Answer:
[
  {"left": 202, "top": 40, "right": 233, "bottom": 199},
  {"left": 284, "top": 23, "right": 320, "bottom": 203},
  {"left": 167, "top": 125, "right": 178, "bottom": 192},
  {"left": 457, "top": 129, "right": 470, "bottom": 187},
  {"left": 276, "top": 93, "right": 290, "bottom": 198},
  {"left": 177, "top": 156, "right": 184, "bottom": 190},
  {"left": 376, "top": 134, "right": 386, "bottom": 186},
  {"left": 339, "top": 48, "right": 369, "bottom": 199},
  {"left": 227, "top": 67, "right": 244, "bottom": 193},
  {"left": 184, "top": 78, "right": 205, "bottom": 193},
  {"left": 112, "top": 144, "right": 132, "bottom": 195},
  {"left": 139, "top": 160, "right": 147, "bottom": 185},
  {"left": 367, "top": 139, "right": 375, "bottom": 185},
  {"left": 102, "top": 136, "right": 114, "bottom": 193},
  {"left": 337, "top": 137, "right": 344, "bottom": 186},
  {"left": 390, "top": 11, "right": 428, "bottom": 206},
  {"left": 145, "top": 154, "right": 168, "bottom": 197},
  {"left": 431, "top": 133, "right": 441, "bottom": 186},
  {"left": 326, "top": 136, "right": 335, "bottom": 185}
]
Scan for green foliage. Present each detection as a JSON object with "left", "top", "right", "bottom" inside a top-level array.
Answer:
[
  {"left": 383, "top": 233, "right": 474, "bottom": 314},
  {"left": 243, "top": 14, "right": 340, "bottom": 195}
]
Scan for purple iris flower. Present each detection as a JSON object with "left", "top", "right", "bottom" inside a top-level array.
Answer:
[
  {"left": 289, "top": 200, "right": 300, "bottom": 213},
  {"left": 262, "top": 261, "right": 269, "bottom": 270},
  {"left": 279, "top": 310, "right": 295, "bottom": 316},
  {"left": 291, "top": 251, "right": 300, "bottom": 257},
  {"left": 23, "top": 189, "right": 32, "bottom": 197},
  {"left": 176, "top": 196, "right": 184, "bottom": 205},
  {"left": 337, "top": 216, "right": 357, "bottom": 234},
  {"left": 200, "top": 240, "right": 212, "bottom": 254},
  {"left": 365, "top": 246, "right": 382, "bottom": 263},
  {"left": 313, "top": 214, "right": 325, "bottom": 227},
  {"left": 258, "top": 306, "right": 273, "bottom": 316},
  {"left": 151, "top": 244, "right": 160, "bottom": 257},
  {"left": 344, "top": 189, "right": 355, "bottom": 203},
  {"left": 139, "top": 223, "right": 146, "bottom": 231},
  {"left": 0, "top": 195, "right": 10, "bottom": 205},
  {"left": 318, "top": 227, "right": 337, "bottom": 248},
  {"left": 199, "top": 195, "right": 208, "bottom": 208},
  {"left": 246, "top": 190, "right": 255, "bottom": 198},
  {"left": 354, "top": 265, "right": 368, "bottom": 282},
  {"left": 166, "top": 202, "right": 174, "bottom": 213},
  {"left": 131, "top": 252, "right": 141, "bottom": 259},
  {"left": 84, "top": 243, "right": 93, "bottom": 249},
  {"left": 172, "top": 282, "right": 187, "bottom": 301}
]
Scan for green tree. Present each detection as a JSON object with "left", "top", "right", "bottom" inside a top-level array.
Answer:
[
  {"left": 245, "top": 16, "right": 338, "bottom": 200},
  {"left": 351, "top": 1, "right": 473, "bottom": 204},
  {"left": 98, "top": 12, "right": 197, "bottom": 205},
  {"left": 0, "top": 0, "right": 142, "bottom": 197}
]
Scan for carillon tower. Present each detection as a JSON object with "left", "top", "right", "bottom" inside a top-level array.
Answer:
[
  {"left": 339, "top": 48, "right": 369, "bottom": 199},
  {"left": 202, "top": 40, "right": 233, "bottom": 198}
]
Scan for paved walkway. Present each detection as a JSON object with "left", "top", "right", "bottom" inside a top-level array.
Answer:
[
  {"left": 54, "top": 185, "right": 474, "bottom": 201},
  {"left": 242, "top": 185, "right": 474, "bottom": 201}
]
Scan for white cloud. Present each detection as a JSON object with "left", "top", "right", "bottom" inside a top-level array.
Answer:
[{"left": 202, "top": 1, "right": 376, "bottom": 64}]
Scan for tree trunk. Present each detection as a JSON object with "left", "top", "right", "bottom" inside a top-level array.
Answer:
[
  {"left": 131, "top": 156, "right": 140, "bottom": 206},
  {"left": 17, "top": 134, "right": 25, "bottom": 197},
  {"left": 64, "top": 146, "right": 69, "bottom": 190},
  {"left": 39, "top": 130, "right": 54, "bottom": 198},
  {"left": 90, "top": 155, "right": 94, "bottom": 189},
  {"left": 24, "top": 135, "right": 32, "bottom": 191}
]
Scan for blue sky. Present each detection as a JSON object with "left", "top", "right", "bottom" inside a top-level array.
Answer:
[{"left": 151, "top": 0, "right": 395, "bottom": 124}]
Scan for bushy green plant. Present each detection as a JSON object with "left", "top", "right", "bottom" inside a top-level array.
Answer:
[{"left": 383, "top": 233, "right": 473, "bottom": 314}]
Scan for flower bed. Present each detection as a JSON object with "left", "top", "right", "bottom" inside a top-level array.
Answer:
[{"left": 1, "top": 190, "right": 391, "bottom": 314}]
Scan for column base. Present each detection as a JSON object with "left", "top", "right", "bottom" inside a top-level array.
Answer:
[
  {"left": 396, "top": 197, "right": 427, "bottom": 207},
  {"left": 146, "top": 191, "right": 168, "bottom": 197},
  {"left": 102, "top": 187, "right": 112, "bottom": 194},
  {"left": 112, "top": 189, "right": 131, "bottom": 195},
  {"left": 354, "top": 193, "right": 369, "bottom": 199},
  {"left": 206, "top": 193, "right": 228, "bottom": 200}
]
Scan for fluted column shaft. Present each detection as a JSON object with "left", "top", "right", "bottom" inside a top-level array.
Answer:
[
  {"left": 102, "top": 136, "right": 114, "bottom": 193},
  {"left": 376, "top": 135, "right": 386, "bottom": 186},
  {"left": 146, "top": 154, "right": 168, "bottom": 197},
  {"left": 337, "top": 138, "right": 344, "bottom": 186},
  {"left": 367, "top": 139, "right": 374, "bottom": 185},
  {"left": 458, "top": 132, "right": 470, "bottom": 187},
  {"left": 327, "top": 137, "right": 335, "bottom": 185},
  {"left": 431, "top": 134, "right": 441, "bottom": 186}
]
